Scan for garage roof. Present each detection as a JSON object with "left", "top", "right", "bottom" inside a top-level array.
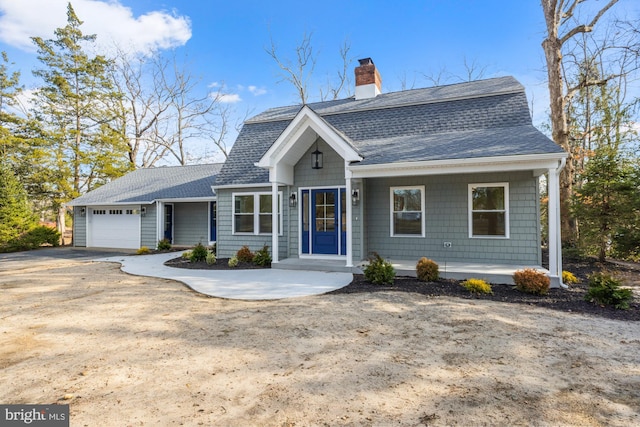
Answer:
[{"left": 68, "top": 164, "right": 222, "bottom": 206}]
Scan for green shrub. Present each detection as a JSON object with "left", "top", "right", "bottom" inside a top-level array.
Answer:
[
  {"left": 461, "top": 278, "right": 493, "bottom": 295},
  {"left": 228, "top": 255, "right": 238, "bottom": 267},
  {"left": 236, "top": 245, "right": 254, "bottom": 263},
  {"left": 3, "top": 226, "right": 61, "bottom": 252},
  {"left": 253, "top": 245, "right": 272, "bottom": 267},
  {"left": 585, "top": 272, "right": 633, "bottom": 310},
  {"left": 136, "top": 246, "right": 151, "bottom": 255},
  {"left": 363, "top": 252, "right": 395, "bottom": 285},
  {"left": 416, "top": 257, "right": 439, "bottom": 282},
  {"left": 157, "top": 239, "right": 172, "bottom": 250},
  {"left": 189, "top": 243, "right": 209, "bottom": 262},
  {"left": 513, "top": 268, "right": 550, "bottom": 295},
  {"left": 181, "top": 250, "right": 192, "bottom": 259},
  {"left": 205, "top": 252, "right": 216, "bottom": 265},
  {"left": 562, "top": 270, "right": 579, "bottom": 285}
]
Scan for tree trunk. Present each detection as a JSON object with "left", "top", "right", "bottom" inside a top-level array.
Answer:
[{"left": 542, "top": 32, "right": 578, "bottom": 246}]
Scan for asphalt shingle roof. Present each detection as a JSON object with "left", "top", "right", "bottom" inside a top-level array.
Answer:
[
  {"left": 216, "top": 76, "right": 564, "bottom": 186},
  {"left": 68, "top": 164, "right": 222, "bottom": 206}
]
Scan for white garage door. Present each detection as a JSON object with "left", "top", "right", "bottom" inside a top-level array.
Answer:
[{"left": 88, "top": 206, "right": 141, "bottom": 249}]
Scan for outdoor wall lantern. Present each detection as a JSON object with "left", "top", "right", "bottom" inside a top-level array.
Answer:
[
  {"left": 289, "top": 192, "right": 297, "bottom": 208},
  {"left": 141, "top": 207, "right": 147, "bottom": 217},
  {"left": 311, "top": 140, "right": 323, "bottom": 170},
  {"left": 80, "top": 207, "right": 86, "bottom": 216},
  {"left": 351, "top": 189, "right": 360, "bottom": 206}
]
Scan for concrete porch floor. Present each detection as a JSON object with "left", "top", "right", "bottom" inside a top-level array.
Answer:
[{"left": 273, "top": 258, "right": 551, "bottom": 286}]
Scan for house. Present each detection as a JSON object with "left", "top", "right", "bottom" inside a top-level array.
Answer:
[
  {"left": 214, "top": 58, "right": 568, "bottom": 286},
  {"left": 69, "top": 164, "right": 221, "bottom": 249}
]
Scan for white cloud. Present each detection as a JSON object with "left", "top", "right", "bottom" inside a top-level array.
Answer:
[
  {"left": 0, "top": 0, "right": 191, "bottom": 55},
  {"left": 248, "top": 85, "right": 267, "bottom": 96},
  {"left": 218, "top": 93, "right": 242, "bottom": 104}
]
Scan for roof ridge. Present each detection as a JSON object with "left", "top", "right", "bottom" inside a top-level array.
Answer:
[{"left": 246, "top": 76, "right": 521, "bottom": 124}]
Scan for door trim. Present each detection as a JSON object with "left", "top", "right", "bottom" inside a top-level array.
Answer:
[{"left": 299, "top": 186, "right": 346, "bottom": 257}]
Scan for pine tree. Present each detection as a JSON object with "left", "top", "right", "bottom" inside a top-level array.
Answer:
[
  {"left": 31, "top": 3, "right": 129, "bottom": 227},
  {"left": 0, "top": 163, "right": 37, "bottom": 247}
]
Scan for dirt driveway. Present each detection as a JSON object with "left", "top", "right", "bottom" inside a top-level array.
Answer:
[{"left": 1, "top": 259, "right": 639, "bottom": 426}]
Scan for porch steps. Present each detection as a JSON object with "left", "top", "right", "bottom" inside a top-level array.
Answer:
[{"left": 273, "top": 258, "right": 363, "bottom": 274}]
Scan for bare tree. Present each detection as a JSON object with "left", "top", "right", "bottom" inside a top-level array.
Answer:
[
  {"left": 110, "top": 50, "right": 172, "bottom": 168},
  {"left": 540, "top": 0, "right": 620, "bottom": 244},
  {"left": 422, "top": 57, "right": 490, "bottom": 87},
  {"left": 266, "top": 32, "right": 355, "bottom": 103},
  {"left": 111, "top": 51, "right": 230, "bottom": 167},
  {"left": 319, "top": 38, "right": 354, "bottom": 100},
  {"left": 266, "top": 31, "right": 317, "bottom": 104}
]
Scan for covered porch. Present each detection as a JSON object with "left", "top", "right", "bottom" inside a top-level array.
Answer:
[{"left": 272, "top": 257, "right": 553, "bottom": 286}]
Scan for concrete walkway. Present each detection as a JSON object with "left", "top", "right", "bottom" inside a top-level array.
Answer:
[{"left": 98, "top": 252, "right": 353, "bottom": 300}]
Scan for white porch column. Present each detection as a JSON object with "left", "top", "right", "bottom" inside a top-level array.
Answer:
[
  {"left": 345, "top": 163, "right": 353, "bottom": 268},
  {"left": 271, "top": 180, "right": 279, "bottom": 264},
  {"left": 156, "top": 202, "right": 163, "bottom": 245},
  {"left": 547, "top": 160, "right": 564, "bottom": 287}
]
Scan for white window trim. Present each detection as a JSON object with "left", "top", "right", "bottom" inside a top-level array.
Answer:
[
  {"left": 232, "top": 191, "right": 283, "bottom": 236},
  {"left": 390, "top": 185, "right": 426, "bottom": 238},
  {"left": 468, "top": 182, "right": 510, "bottom": 239}
]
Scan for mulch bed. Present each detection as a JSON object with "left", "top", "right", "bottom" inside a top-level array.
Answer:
[
  {"left": 164, "top": 255, "right": 640, "bottom": 321},
  {"left": 165, "top": 257, "right": 269, "bottom": 270}
]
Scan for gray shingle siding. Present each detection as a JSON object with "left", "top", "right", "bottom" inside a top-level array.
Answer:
[
  {"left": 363, "top": 172, "right": 541, "bottom": 265},
  {"left": 73, "top": 207, "right": 87, "bottom": 247},
  {"left": 140, "top": 203, "right": 157, "bottom": 248},
  {"left": 216, "top": 187, "right": 289, "bottom": 259},
  {"left": 173, "top": 202, "right": 209, "bottom": 246}
]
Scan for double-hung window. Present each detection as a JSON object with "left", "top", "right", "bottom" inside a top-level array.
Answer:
[
  {"left": 469, "top": 183, "right": 509, "bottom": 238},
  {"left": 390, "top": 186, "right": 425, "bottom": 237},
  {"left": 233, "top": 192, "right": 281, "bottom": 235}
]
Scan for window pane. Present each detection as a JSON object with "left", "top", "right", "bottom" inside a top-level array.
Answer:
[
  {"left": 472, "top": 187, "right": 504, "bottom": 210},
  {"left": 472, "top": 212, "right": 505, "bottom": 236},
  {"left": 393, "top": 212, "right": 422, "bottom": 235},
  {"left": 234, "top": 214, "right": 253, "bottom": 233},
  {"left": 235, "top": 195, "right": 253, "bottom": 214},
  {"left": 302, "top": 192, "right": 309, "bottom": 232},
  {"left": 259, "top": 194, "right": 272, "bottom": 213},
  {"left": 259, "top": 214, "right": 272, "bottom": 233},
  {"left": 394, "top": 189, "right": 421, "bottom": 212},
  {"left": 341, "top": 190, "right": 346, "bottom": 232}
]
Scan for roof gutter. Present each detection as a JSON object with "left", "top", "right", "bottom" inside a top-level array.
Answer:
[{"left": 349, "top": 152, "right": 568, "bottom": 179}]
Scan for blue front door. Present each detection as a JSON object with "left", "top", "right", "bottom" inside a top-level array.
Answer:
[
  {"left": 312, "top": 189, "right": 339, "bottom": 254},
  {"left": 164, "top": 204, "right": 173, "bottom": 243}
]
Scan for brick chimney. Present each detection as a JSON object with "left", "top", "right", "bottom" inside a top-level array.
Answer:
[{"left": 354, "top": 58, "right": 381, "bottom": 100}]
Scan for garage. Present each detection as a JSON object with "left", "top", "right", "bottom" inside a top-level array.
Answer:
[{"left": 87, "top": 206, "right": 141, "bottom": 249}]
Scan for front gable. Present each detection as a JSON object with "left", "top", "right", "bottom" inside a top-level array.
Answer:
[{"left": 255, "top": 105, "right": 363, "bottom": 185}]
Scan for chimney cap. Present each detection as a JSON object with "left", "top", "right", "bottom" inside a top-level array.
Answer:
[{"left": 358, "top": 58, "right": 374, "bottom": 66}]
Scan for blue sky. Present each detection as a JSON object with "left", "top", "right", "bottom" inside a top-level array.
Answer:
[{"left": 0, "top": 0, "right": 637, "bottom": 160}]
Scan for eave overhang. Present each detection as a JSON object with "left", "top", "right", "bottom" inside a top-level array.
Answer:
[{"left": 349, "top": 152, "right": 568, "bottom": 179}]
